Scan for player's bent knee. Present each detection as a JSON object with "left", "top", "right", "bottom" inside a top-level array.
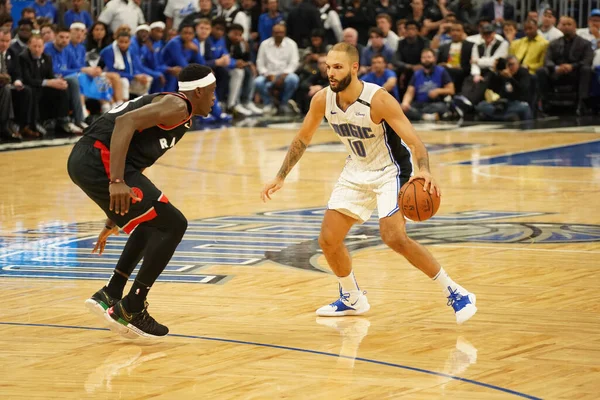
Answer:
[
  {"left": 318, "top": 232, "right": 343, "bottom": 250},
  {"left": 154, "top": 202, "right": 188, "bottom": 240},
  {"left": 381, "top": 228, "right": 410, "bottom": 251}
]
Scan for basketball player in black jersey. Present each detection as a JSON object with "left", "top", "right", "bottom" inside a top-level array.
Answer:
[{"left": 67, "top": 64, "right": 216, "bottom": 338}]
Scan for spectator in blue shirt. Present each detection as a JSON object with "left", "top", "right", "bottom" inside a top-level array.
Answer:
[
  {"left": 44, "top": 27, "right": 86, "bottom": 127},
  {"left": 400, "top": 48, "right": 455, "bottom": 121},
  {"left": 258, "top": 0, "right": 283, "bottom": 43},
  {"left": 360, "top": 27, "right": 394, "bottom": 75},
  {"left": 362, "top": 54, "right": 399, "bottom": 100},
  {"left": 64, "top": 0, "right": 93, "bottom": 29},
  {"left": 161, "top": 24, "right": 205, "bottom": 92},
  {"left": 130, "top": 24, "right": 166, "bottom": 92},
  {"left": 32, "top": 0, "right": 57, "bottom": 23},
  {"left": 205, "top": 17, "right": 235, "bottom": 101},
  {"left": 100, "top": 31, "right": 153, "bottom": 100}
]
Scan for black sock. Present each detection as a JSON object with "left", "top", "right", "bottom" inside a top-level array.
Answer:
[
  {"left": 104, "top": 270, "right": 128, "bottom": 299},
  {"left": 104, "top": 224, "right": 151, "bottom": 299},
  {"left": 123, "top": 279, "right": 151, "bottom": 312}
]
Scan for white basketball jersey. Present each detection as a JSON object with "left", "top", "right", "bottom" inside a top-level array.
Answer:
[{"left": 324, "top": 82, "right": 413, "bottom": 173}]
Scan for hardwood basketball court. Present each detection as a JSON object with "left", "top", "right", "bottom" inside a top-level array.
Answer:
[{"left": 0, "top": 121, "right": 599, "bottom": 399}]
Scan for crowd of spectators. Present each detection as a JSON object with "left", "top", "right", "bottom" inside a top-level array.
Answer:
[{"left": 0, "top": 0, "right": 599, "bottom": 141}]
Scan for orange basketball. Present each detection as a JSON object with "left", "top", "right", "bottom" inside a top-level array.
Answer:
[{"left": 398, "top": 178, "right": 440, "bottom": 221}]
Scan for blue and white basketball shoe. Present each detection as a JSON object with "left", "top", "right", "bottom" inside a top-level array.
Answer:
[
  {"left": 447, "top": 287, "right": 477, "bottom": 324},
  {"left": 316, "top": 285, "right": 370, "bottom": 317}
]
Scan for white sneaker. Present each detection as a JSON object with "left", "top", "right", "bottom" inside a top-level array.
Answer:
[
  {"left": 233, "top": 104, "right": 253, "bottom": 116},
  {"left": 447, "top": 287, "right": 477, "bottom": 324},
  {"left": 263, "top": 104, "right": 277, "bottom": 115},
  {"left": 63, "top": 122, "right": 83, "bottom": 134},
  {"left": 244, "top": 102, "right": 264, "bottom": 115},
  {"left": 316, "top": 285, "right": 370, "bottom": 317}
]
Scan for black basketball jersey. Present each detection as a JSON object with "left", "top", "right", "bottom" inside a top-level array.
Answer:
[{"left": 84, "top": 92, "right": 193, "bottom": 170}]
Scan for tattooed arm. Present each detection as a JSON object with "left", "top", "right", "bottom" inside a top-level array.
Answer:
[{"left": 261, "top": 89, "right": 327, "bottom": 202}]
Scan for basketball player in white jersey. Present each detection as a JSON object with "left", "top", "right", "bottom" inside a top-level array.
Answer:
[{"left": 261, "top": 43, "right": 477, "bottom": 324}]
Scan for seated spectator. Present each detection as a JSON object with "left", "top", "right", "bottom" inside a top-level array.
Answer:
[
  {"left": 360, "top": 27, "right": 394, "bottom": 75},
  {"left": 0, "top": 0, "right": 10, "bottom": 15},
  {"left": 393, "top": 20, "right": 429, "bottom": 95},
  {"left": 100, "top": 31, "right": 153, "bottom": 100},
  {"left": 342, "top": 27, "right": 364, "bottom": 64},
  {"left": 475, "top": 56, "right": 532, "bottom": 121},
  {"left": 373, "top": 13, "right": 399, "bottom": 52},
  {"left": 32, "top": 0, "right": 56, "bottom": 23},
  {"left": 216, "top": 0, "right": 251, "bottom": 41},
  {"left": 468, "top": 17, "right": 506, "bottom": 45},
  {"left": 161, "top": 23, "right": 204, "bottom": 93},
  {"left": 164, "top": 0, "right": 198, "bottom": 34},
  {"left": 64, "top": 0, "right": 93, "bottom": 29},
  {"left": 406, "top": 0, "right": 425, "bottom": 32},
  {"left": 296, "top": 53, "right": 327, "bottom": 113},
  {"left": 472, "top": 23, "right": 509, "bottom": 77},
  {"left": 205, "top": 17, "right": 235, "bottom": 102},
  {"left": 576, "top": 9, "right": 600, "bottom": 50},
  {"left": 19, "top": 35, "right": 74, "bottom": 135},
  {"left": 401, "top": 48, "right": 455, "bottom": 121},
  {"left": 86, "top": 22, "right": 112, "bottom": 56},
  {"left": 147, "top": 21, "right": 168, "bottom": 93},
  {"left": 98, "top": 0, "right": 145, "bottom": 34},
  {"left": 431, "top": 12, "right": 457, "bottom": 50},
  {"left": 226, "top": 22, "right": 262, "bottom": 115},
  {"left": 21, "top": 7, "right": 37, "bottom": 28},
  {"left": 255, "top": 22, "right": 299, "bottom": 114},
  {"left": 421, "top": 0, "right": 446, "bottom": 40},
  {"left": 510, "top": 19, "right": 548, "bottom": 75},
  {"left": 180, "top": 0, "right": 217, "bottom": 30},
  {"left": 539, "top": 8, "right": 563, "bottom": 42},
  {"left": 43, "top": 27, "right": 85, "bottom": 132},
  {"left": 316, "top": 0, "right": 342, "bottom": 46},
  {"left": 502, "top": 20, "right": 518, "bottom": 44},
  {"left": 374, "top": 0, "right": 401, "bottom": 27},
  {"left": 537, "top": 16, "right": 593, "bottom": 113},
  {"left": 0, "top": 27, "right": 37, "bottom": 140},
  {"left": 258, "top": 0, "right": 283, "bottom": 43},
  {"left": 479, "top": 0, "right": 514, "bottom": 27},
  {"left": 40, "top": 23, "right": 55, "bottom": 44},
  {"left": 362, "top": 54, "right": 399, "bottom": 100},
  {"left": 10, "top": 19, "right": 33, "bottom": 55},
  {"left": 396, "top": 19, "right": 406, "bottom": 40},
  {"left": 437, "top": 22, "right": 476, "bottom": 92},
  {"left": 298, "top": 28, "right": 331, "bottom": 81},
  {"left": 130, "top": 24, "right": 165, "bottom": 92}
]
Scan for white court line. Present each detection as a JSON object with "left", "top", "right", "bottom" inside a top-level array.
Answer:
[
  {"left": 432, "top": 244, "right": 600, "bottom": 254},
  {"left": 471, "top": 166, "right": 600, "bottom": 183}
]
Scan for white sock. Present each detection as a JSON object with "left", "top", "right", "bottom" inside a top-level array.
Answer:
[
  {"left": 433, "top": 268, "right": 463, "bottom": 297},
  {"left": 338, "top": 271, "right": 361, "bottom": 302}
]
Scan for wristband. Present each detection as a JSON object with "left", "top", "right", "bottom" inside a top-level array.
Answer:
[{"left": 109, "top": 178, "right": 125, "bottom": 185}]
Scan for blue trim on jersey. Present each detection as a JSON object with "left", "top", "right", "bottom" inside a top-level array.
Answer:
[{"left": 382, "top": 123, "right": 401, "bottom": 214}]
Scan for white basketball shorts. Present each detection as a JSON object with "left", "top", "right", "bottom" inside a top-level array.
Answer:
[{"left": 328, "top": 159, "right": 407, "bottom": 223}]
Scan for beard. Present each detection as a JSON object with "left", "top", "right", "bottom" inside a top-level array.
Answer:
[
  {"left": 422, "top": 62, "right": 434, "bottom": 69},
  {"left": 329, "top": 72, "right": 352, "bottom": 93}
]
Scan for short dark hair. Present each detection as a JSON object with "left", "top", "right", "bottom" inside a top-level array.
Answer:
[
  {"left": 18, "top": 19, "right": 34, "bottom": 28},
  {"left": 0, "top": 13, "right": 13, "bottom": 25},
  {"left": 421, "top": 48, "right": 435, "bottom": 57},
  {"left": 368, "top": 27, "right": 384, "bottom": 37},
  {"left": 228, "top": 23, "right": 244, "bottom": 33},
  {"left": 179, "top": 23, "right": 195, "bottom": 33},
  {"left": 21, "top": 7, "right": 35, "bottom": 17},
  {"left": 524, "top": 18, "right": 538, "bottom": 27},
  {"left": 212, "top": 16, "right": 227, "bottom": 28},
  {"left": 478, "top": 17, "right": 493, "bottom": 25},
  {"left": 40, "top": 23, "right": 57, "bottom": 33},
  {"left": 57, "top": 27, "right": 70, "bottom": 34},
  {"left": 503, "top": 20, "right": 517, "bottom": 29},
  {"left": 116, "top": 31, "right": 131, "bottom": 39},
  {"left": 311, "top": 28, "right": 325, "bottom": 38},
  {"left": 179, "top": 63, "right": 213, "bottom": 83},
  {"left": 371, "top": 54, "right": 386, "bottom": 63},
  {"left": 405, "top": 20, "right": 420, "bottom": 30}
]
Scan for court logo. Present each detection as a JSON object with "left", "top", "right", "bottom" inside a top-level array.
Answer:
[{"left": 1, "top": 209, "right": 599, "bottom": 281}]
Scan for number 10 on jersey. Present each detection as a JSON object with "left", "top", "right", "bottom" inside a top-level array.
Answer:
[{"left": 348, "top": 139, "right": 367, "bottom": 158}]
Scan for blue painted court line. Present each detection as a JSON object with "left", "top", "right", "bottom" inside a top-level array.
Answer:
[
  {"left": 460, "top": 140, "right": 600, "bottom": 167},
  {"left": 0, "top": 321, "right": 542, "bottom": 400}
]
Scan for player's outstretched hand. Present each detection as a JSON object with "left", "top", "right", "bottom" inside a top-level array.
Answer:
[
  {"left": 261, "top": 178, "right": 284, "bottom": 202},
  {"left": 109, "top": 182, "right": 142, "bottom": 216},
  {"left": 92, "top": 225, "right": 119, "bottom": 255},
  {"left": 409, "top": 171, "right": 441, "bottom": 197}
]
